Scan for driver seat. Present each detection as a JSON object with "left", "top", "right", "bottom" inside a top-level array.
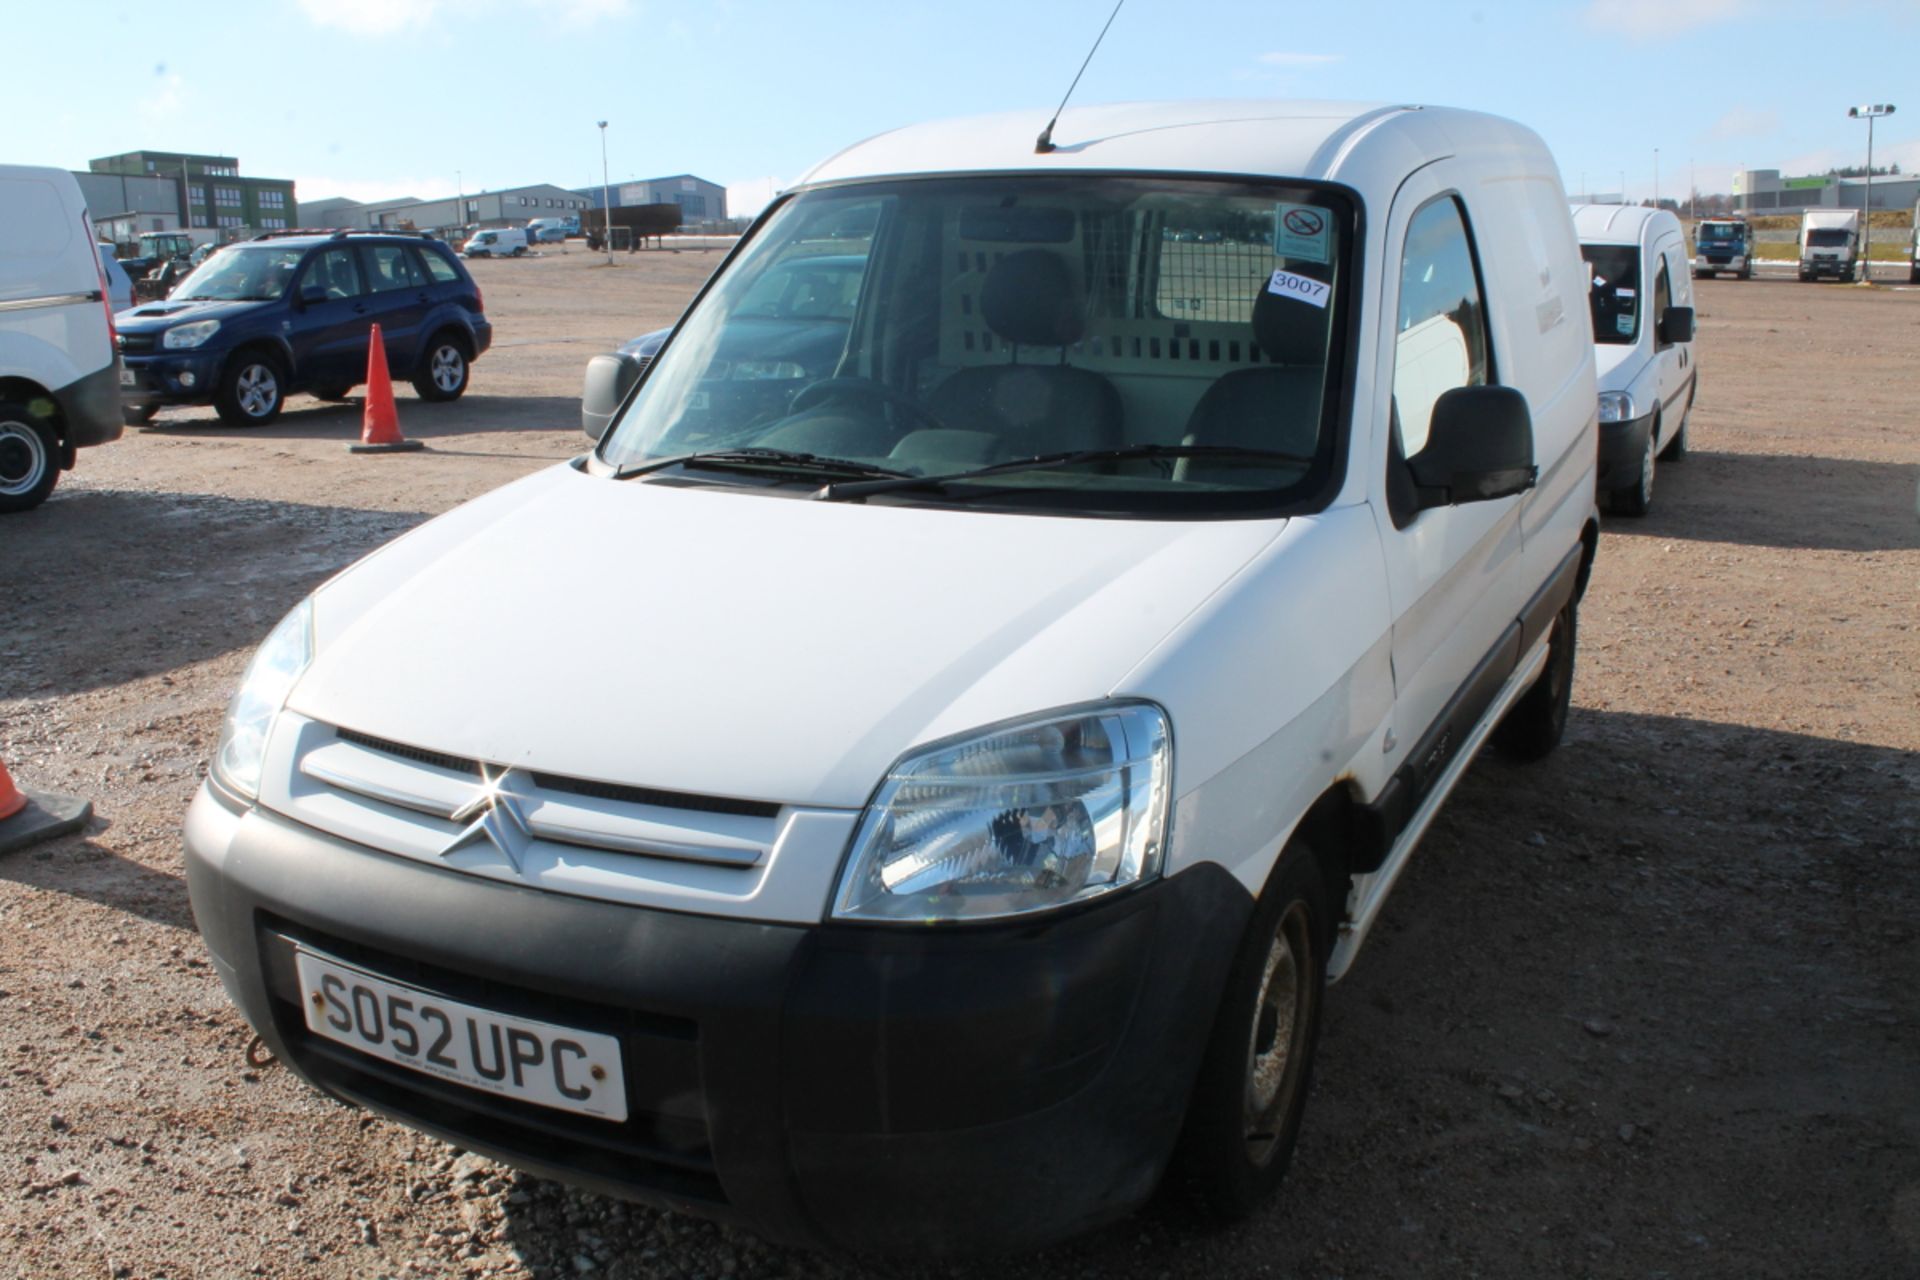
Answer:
[
  {"left": 1175, "top": 274, "right": 1331, "bottom": 484},
  {"left": 925, "top": 250, "right": 1122, "bottom": 458}
]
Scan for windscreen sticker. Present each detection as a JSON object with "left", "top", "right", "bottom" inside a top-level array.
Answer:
[
  {"left": 1615, "top": 287, "right": 1636, "bottom": 299},
  {"left": 1273, "top": 203, "right": 1331, "bottom": 264},
  {"left": 1616, "top": 314, "right": 1635, "bottom": 335},
  {"left": 1267, "top": 269, "right": 1330, "bottom": 309}
]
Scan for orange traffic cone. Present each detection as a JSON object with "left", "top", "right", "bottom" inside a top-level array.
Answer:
[
  {"left": 0, "top": 758, "right": 92, "bottom": 856},
  {"left": 349, "top": 323, "right": 425, "bottom": 453}
]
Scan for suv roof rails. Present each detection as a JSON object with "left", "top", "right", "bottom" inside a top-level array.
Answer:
[{"left": 247, "top": 228, "right": 435, "bottom": 242}]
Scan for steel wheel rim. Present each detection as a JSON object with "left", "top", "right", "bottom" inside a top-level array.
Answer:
[
  {"left": 431, "top": 346, "right": 464, "bottom": 392},
  {"left": 0, "top": 421, "right": 47, "bottom": 496},
  {"left": 237, "top": 364, "right": 278, "bottom": 417},
  {"left": 1242, "top": 900, "right": 1315, "bottom": 1166},
  {"left": 1640, "top": 429, "right": 1657, "bottom": 505}
]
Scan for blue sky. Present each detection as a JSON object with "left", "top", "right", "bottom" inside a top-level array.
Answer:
[{"left": 17, "top": 0, "right": 1917, "bottom": 216}]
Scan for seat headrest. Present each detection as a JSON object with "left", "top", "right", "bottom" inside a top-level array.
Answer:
[
  {"left": 980, "top": 250, "right": 1085, "bottom": 348},
  {"left": 1251, "top": 269, "right": 1332, "bottom": 365}
]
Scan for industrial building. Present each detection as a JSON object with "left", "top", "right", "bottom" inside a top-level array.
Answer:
[
  {"left": 298, "top": 184, "right": 595, "bottom": 233},
  {"left": 88, "top": 151, "right": 296, "bottom": 234},
  {"left": 572, "top": 174, "right": 726, "bottom": 225},
  {"left": 1732, "top": 168, "right": 1920, "bottom": 213}
]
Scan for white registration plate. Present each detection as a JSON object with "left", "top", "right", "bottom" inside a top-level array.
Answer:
[
  {"left": 293, "top": 948, "right": 627, "bottom": 1121},
  {"left": 119, "top": 367, "right": 135, "bottom": 387}
]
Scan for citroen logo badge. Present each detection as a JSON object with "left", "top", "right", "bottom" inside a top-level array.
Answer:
[{"left": 441, "top": 765, "right": 533, "bottom": 871}]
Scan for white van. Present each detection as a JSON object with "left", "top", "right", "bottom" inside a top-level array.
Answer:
[
  {"left": 1572, "top": 204, "right": 1697, "bottom": 516},
  {"left": 0, "top": 165, "right": 123, "bottom": 513},
  {"left": 186, "top": 101, "right": 1600, "bottom": 1256},
  {"left": 462, "top": 227, "right": 529, "bottom": 258}
]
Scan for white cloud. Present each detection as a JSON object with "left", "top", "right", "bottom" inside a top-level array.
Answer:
[
  {"left": 1256, "top": 51, "right": 1343, "bottom": 67},
  {"left": 292, "top": 175, "right": 455, "bottom": 206},
  {"left": 1583, "top": 0, "right": 1746, "bottom": 39},
  {"left": 1708, "top": 106, "right": 1780, "bottom": 140},
  {"left": 141, "top": 72, "right": 187, "bottom": 118},
  {"left": 298, "top": 0, "right": 628, "bottom": 34}
]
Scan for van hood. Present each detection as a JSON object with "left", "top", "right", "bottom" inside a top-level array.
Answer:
[{"left": 288, "top": 464, "right": 1286, "bottom": 808}]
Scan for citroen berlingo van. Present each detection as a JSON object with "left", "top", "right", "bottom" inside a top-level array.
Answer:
[
  {"left": 0, "top": 165, "right": 122, "bottom": 512},
  {"left": 186, "top": 100, "right": 1601, "bottom": 1256},
  {"left": 1572, "top": 204, "right": 1696, "bottom": 516}
]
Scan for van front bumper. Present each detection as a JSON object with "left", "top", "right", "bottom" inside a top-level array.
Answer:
[
  {"left": 1596, "top": 412, "right": 1655, "bottom": 491},
  {"left": 183, "top": 784, "right": 1248, "bottom": 1257}
]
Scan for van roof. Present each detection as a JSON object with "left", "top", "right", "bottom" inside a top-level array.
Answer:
[
  {"left": 794, "top": 100, "right": 1545, "bottom": 193},
  {"left": 1569, "top": 203, "right": 1678, "bottom": 246}
]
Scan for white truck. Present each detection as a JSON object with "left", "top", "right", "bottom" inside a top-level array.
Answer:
[
  {"left": 1798, "top": 208, "right": 1860, "bottom": 282},
  {"left": 1910, "top": 199, "right": 1919, "bottom": 284}
]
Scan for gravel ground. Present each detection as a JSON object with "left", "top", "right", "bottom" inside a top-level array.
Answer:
[{"left": 2, "top": 253, "right": 1916, "bottom": 1279}]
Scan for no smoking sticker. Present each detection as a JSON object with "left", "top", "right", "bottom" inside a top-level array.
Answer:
[{"left": 1274, "top": 202, "right": 1331, "bottom": 264}]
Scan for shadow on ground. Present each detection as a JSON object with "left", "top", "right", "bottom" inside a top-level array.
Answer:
[
  {"left": 1603, "top": 450, "right": 1920, "bottom": 552},
  {"left": 2, "top": 488, "right": 428, "bottom": 700},
  {"left": 0, "top": 832, "right": 194, "bottom": 931},
  {"left": 136, "top": 394, "right": 586, "bottom": 445}
]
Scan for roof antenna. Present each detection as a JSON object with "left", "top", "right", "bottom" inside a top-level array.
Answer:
[{"left": 1035, "top": 0, "right": 1126, "bottom": 154}]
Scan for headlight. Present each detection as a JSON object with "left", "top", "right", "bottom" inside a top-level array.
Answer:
[
  {"left": 163, "top": 319, "right": 221, "bottom": 349},
  {"left": 1597, "top": 391, "right": 1637, "bottom": 424},
  {"left": 212, "top": 599, "right": 314, "bottom": 799},
  {"left": 832, "top": 703, "right": 1171, "bottom": 923}
]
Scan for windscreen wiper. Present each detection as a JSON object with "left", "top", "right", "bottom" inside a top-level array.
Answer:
[
  {"left": 812, "top": 443, "right": 1316, "bottom": 501},
  {"left": 612, "top": 448, "right": 915, "bottom": 483}
]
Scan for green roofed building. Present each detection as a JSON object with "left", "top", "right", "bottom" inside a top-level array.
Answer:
[{"left": 88, "top": 151, "right": 297, "bottom": 235}]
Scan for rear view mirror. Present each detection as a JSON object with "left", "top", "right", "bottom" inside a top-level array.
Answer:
[
  {"left": 1659, "top": 306, "right": 1695, "bottom": 345},
  {"left": 1409, "top": 385, "right": 1536, "bottom": 510},
  {"left": 582, "top": 351, "right": 645, "bottom": 441}
]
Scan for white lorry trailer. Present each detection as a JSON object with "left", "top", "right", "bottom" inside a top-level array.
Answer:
[{"left": 1798, "top": 208, "right": 1860, "bottom": 282}]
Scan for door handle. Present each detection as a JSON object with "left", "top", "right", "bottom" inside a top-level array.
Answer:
[{"left": 353, "top": 303, "right": 369, "bottom": 315}]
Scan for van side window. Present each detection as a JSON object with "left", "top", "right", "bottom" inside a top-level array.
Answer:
[
  {"left": 1390, "top": 196, "right": 1491, "bottom": 461},
  {"left": 1652, "top": 258, "right": 1672, "bottom": 347}
]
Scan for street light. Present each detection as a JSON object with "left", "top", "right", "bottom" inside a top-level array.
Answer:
[
  {"left": 597, "top": 121, "right": 613, "bottom": 264},
  {"left": 1848, "top": 103, "right": 1895, "bottom": 283}
]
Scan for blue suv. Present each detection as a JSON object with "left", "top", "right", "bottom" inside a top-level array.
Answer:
[{"left": 117, "top": 231, "right": 492, "bottom": 427}]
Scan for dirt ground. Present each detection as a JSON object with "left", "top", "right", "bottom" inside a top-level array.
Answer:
[{"left": 2, "top": 251, "right": 1916, "bottom": 1280}]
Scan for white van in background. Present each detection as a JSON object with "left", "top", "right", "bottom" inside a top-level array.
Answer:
[
  {"left": 462, "top": 227, "right": 529, "bottom": 258},
  {"left": 0, "top": 165, "right": 123, "bottom": 513},
  {"left": 1572, "top": 204, "right": 1697, "bottom": 516},
  {"left": 97, "top": 244, "right": 134, "bottom": 313}
]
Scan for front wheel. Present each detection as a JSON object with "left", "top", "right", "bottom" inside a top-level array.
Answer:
[
  {"left": 1659, "top": 398, "right": 1690, "bottom": 462},
  {"left": 1495, "top": 597, "right": 1577, "bottom": 761},
  {"left": 0, "top": 404, "right": 60, "bottom": 513},
  {"left": 1611, "top": 420, "right": 1656, "bottom": 517},
  {"left": 1168, "top": 842, "right": 1330, "bottom": 1221},
  {"left": 214, "top": 353, "right": 285, "bottom": 426},
  {"left": 411, "top": 336, "right": 470, "bottom": 402}
]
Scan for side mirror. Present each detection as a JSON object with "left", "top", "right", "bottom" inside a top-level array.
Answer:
[
  {"left": 582, "top": 351, "right": 645, "bottom": 441},
  {"left": 297, "top": 285, "right": 327, "bottom": 308},
  {"left": 1659, "top": 305, "right": 1695, "bottom": 345},
  {"left": 1409, "top": 385, "right": 1537, "bottom": 510}
]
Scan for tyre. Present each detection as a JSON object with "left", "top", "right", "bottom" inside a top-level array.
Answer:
[
  {"left": 1910, "top": 266, "right": 1919, "bottom": 285},
  {"left": 1495, "top": 597, "right": 1577, "bottom": 762},
  {"left": 214, "top": 352, "right": 285, "bottom": 426},
  {"left": 122, "top": 404, "right": 159, "bottom": 426},
  {"left": 0, "top": 403, "right": 60, "bottom": 514},
  {"left": 1798, "top": 270, "right": 1812, "bottom": 283},
  {"left": 1741, "top": 265, "right": 1753, "bottom": 280},
  {"left": 411, "top": 334, "right": 471, "bottom": 402},
  {"left": 1610, "top": 419, "right": 1656, "bottom": 517},
  {"left": 511, "top": 245, "right": 527, "bottom": 257},
  {"left": 1168, "top": 841, "right": 1331, "bottom": 1222},
  {"left": 1658, "top": 398, "right": 1690, "bottom": 462},
  {"left": 311, "top": 385, "right": 356, "bottom": 402}
]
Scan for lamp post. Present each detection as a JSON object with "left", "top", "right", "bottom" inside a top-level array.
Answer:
[
  {"left": 1848, "top": 104, "right": 1895, "bottom": 283},
  {"left": 597, "top": 121, "right": 613, "bottom": 264}
]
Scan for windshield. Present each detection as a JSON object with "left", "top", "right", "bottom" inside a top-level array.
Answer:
[
  {"left": 1807, "top": 228, "right": 1851, "bottom": 248},
  {"left": 1699, "top": 223, "right": 1742, "bottom": 242},
  {"left": 1581, "top": 244, "right": 1641, "bottom": 346},
  {"left": 173, "top": 246, "right": 304, "bottom": 301},
  {"left": 597, "top": 175, "right": 1353, "bottom": 515}
]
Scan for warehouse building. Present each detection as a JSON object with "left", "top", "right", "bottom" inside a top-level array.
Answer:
[
  {"left": 298, "top": 184, "right": 595, "bottom": 233},
  {"left": 573, "top": 174, "right": 726, "bottom": 225},
  {"left": 88, "top": 151, "right": 296, "bottom": 234},
  {"left": 1733, "top": 168, "right": 1920, "bottom": 213}
]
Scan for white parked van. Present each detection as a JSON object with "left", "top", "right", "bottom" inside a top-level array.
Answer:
[
  {"left": 186, "top": 101, "right": 1600, "bottom": 1256},
  {"left": 0, "top": 165, "right": 123, "bottom": 513},
  {"left": 462, "top": 227, "right": 529, "bottom": 258},
  {"left": 1572, "top": 204, "right": 1697, "bottom": 516}
]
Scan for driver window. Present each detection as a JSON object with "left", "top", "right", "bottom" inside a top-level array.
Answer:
[
  {"left": 1652, "top": 259, "right": 1672, "bottom": 347},
  {"left": 1391, "top": 197, "right": 1490, "bottom": 458}
]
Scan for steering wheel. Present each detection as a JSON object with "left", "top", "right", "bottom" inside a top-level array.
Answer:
[{"left": 786, "top": 377, "right": 947, "bottom": 434}]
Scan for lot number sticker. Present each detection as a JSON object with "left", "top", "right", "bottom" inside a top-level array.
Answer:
[
  {"left": 1267, "top": 269, "right": 1331, "bottom": 309},
  {"left": 1274, "top": 203, "right": 1331, "bottom": 264}
]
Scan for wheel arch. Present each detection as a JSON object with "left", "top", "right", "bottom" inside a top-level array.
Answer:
[{"left": 0, "top": 377, "right": 73, "bottom": 467}]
